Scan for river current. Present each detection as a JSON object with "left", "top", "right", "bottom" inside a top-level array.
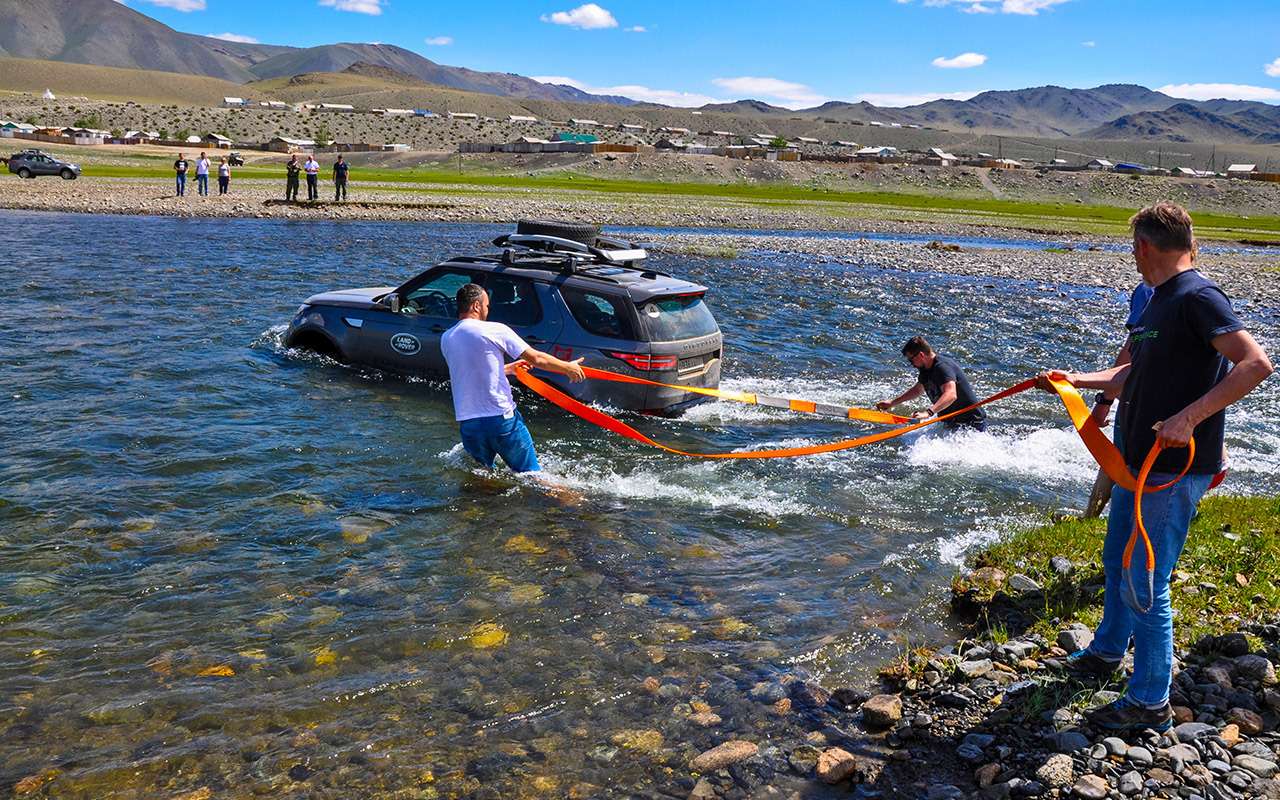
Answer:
[{"left": 1, "top": 211, "right": 1276, "bottom": 798}]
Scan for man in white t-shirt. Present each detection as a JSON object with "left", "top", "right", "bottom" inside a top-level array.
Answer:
[{"left": 441, "top": 283, "right": 585, "bottom": 472}]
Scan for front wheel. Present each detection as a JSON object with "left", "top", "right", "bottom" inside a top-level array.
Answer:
[
  {"left": 17, "top": 168, "right": 32, "bottom": 179},
  {"left": 60, "top": 169, "right": 77, "bottom": 180}
]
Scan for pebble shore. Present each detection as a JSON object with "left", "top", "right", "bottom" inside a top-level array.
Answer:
[
  {"left": 1, "top": 175, "right": 1277, "bottom": 309},
  {"left": 660, "top": 565, "right": 1280, "bottom": 800}
]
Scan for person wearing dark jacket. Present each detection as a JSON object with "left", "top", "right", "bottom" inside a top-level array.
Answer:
[
  {"left": 332, "top": 155, "right": 349, "bottom": 201},
  {"left": 284, "top": 154, "right": 301, "bottom": 201}
]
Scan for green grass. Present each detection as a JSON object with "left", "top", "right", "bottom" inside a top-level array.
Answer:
[
  {"left": 961, "top": 495, "right": 1280, "bottom": 647},
  {"left": 72, "top": 159, "right": 1280, "bottom": 243}
]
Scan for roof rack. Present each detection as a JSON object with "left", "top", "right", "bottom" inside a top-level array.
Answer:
[{"left": 492, "top": 232, "right": 648, "bottom": 268}]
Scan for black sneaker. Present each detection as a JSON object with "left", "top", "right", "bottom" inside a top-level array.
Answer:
[
  {"left": 1044, "top": 649, "right": 1122, "bottom": 678},
  {"left": 1085, "top": 696, "right": 1173, "bottom": 733}
]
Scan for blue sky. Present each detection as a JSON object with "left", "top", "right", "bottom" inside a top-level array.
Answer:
[{"left": 121, "top": 0, "right": 1280, "bottom": 107}]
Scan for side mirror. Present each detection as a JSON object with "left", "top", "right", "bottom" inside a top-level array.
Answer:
[{"left": 387, "top": 294, "right": 402, "bottom": 313}]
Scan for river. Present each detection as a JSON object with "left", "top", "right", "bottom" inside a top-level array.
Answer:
[{"left": 1, "top": 211, "right": 1276, "bottom": 798}]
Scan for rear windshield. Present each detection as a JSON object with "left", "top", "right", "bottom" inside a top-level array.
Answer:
[{"left": 638, "top": 295, "right": 719, "bottom": 342}]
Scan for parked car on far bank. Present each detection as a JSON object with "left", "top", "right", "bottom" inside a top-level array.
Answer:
[{"left": 6, "top": 149, "right": 80, "bottom": 179}]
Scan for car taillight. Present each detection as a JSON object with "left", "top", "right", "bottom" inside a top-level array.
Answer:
[{"left": 605, "top": 351, "right": 677, "bottom": 371}]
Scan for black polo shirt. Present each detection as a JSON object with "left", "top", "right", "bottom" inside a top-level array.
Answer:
[{"left": 1119, "top": 269, "right": 1244, "bottom": 474}]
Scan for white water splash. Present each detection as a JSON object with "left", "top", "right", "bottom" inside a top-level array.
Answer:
[{"left": 904, "top": 425, "right": 1097, "bottom": 484}]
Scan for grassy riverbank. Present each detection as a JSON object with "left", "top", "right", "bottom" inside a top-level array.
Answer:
[
  {"left": 71, "top": 162, "right": 1280, "bottom": 243},
  {"left": 955, "top": 494, "right": 1280, "bottom": 648}
]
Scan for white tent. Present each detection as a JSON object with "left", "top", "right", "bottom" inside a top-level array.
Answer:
[{"left": 42, "top": 88, "right": 56, "bottom": 100}]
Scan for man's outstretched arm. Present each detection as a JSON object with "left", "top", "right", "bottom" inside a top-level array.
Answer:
[{"left": 507, "top": 349, "right": 586, "bottom": 382}]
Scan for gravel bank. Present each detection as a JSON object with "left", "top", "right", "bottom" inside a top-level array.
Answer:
[{"left": 3, "top": 174, "right": 1276, "bottom": 307}]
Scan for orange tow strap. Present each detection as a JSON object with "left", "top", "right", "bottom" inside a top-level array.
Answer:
[
  {"left": 516, "top": 366, "right": 1198, "bottom": 612},
  {"left": 575, "top": 366, "right": 912, "bottom": 425},
  {"left": 1124, "top": 436, "right": 1195, "bottom": 613},
  {"left": 515, "top": 365, "right": 1032, "bottom": 459}
]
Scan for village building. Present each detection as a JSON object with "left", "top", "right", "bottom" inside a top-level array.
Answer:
[
  {"left": 1085, "top": 158, "right": 1114, "bottom": 170},
  {"left": 507, "top": 115, "right": 538, "bottom": 124},
  {"left": 1226, "top": 163, "right": 1257, "bottom": 178},
  {"left": 203, "top": 132, "right": 234, "bottom": 148},
  {"left": 316, "top": 103, "right": 355, "bottom": 113},
  {"left": 447, "top": 112, "right": 478, "bottom": 120},
  {"left": 266, "top": 136, "right": 317, "bottom": 153},
  {"left": 855, "top": 145, "right": 901, "bottom": 162}
]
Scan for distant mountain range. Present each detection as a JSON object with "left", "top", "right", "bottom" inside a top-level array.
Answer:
[
  {"left": 0, "top": 0, "right": 633, "bottom": 105},
  {"left": 3, "top": 0, "right": 1279, "bottom": 144}
]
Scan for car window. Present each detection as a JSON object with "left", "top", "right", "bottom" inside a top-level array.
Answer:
[
  {"left": 404, "top": 270, "right": 474, "bottom": 318},
  {"left": 638, "top": 295, "right": 719, "bottom": 342},
  {"left": 561, "top": 287, "right": 635, "bottom": 339},
  {"left": 483, "top": 274, "right": 542, "bottom": 327}
]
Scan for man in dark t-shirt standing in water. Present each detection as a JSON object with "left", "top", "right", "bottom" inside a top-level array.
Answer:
[
  {"left": 1040, "top": 202, "right": 1272, "bottom": 733},
  {"left": 877, "top": 336, "right": 987, "bottom": 431}
]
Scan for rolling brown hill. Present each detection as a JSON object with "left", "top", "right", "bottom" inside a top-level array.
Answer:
[
  {"left": 0, "top": 0, "right": 632, "bottom": 105},
  {"left": 0, "top": 56, "right": 260, "bottom": 105}
]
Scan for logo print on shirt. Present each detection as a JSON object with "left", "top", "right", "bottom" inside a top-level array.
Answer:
[{"left": 390, "top": 333, "right": 421, "bottom": 355}]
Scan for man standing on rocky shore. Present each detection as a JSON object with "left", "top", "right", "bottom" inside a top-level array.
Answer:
[
  {"left": 1039, "top": 202, "right": 1272, "bottom": 733},
  {"left": 333, "top": 155, "right": 349, "bottom": 201},
  {"left": 194, "top": 152, "right": 210, "bottom": 196},
  {"left": 304, "top": 154, "right": 320, "bottom": 201},
  {"left": 284, "top": 154, "right": 300, "bottom": 201},
  {"left": 173, "top": 153, "right": 188, "bottom": 197}
]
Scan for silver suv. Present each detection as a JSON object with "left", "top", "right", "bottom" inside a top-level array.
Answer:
[{"left": 6, "top": 149, "right": 81, "bottom": 179}]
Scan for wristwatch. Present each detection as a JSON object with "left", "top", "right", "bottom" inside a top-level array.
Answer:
[{"left": 1093, "top": 392, "right": 1113, "bottom": 406}]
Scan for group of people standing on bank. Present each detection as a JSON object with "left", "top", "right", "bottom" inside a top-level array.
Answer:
[
  {"left": 172, "top": 152, "right": 232, "bottom": 197},
  {"left": 171, "top": 151, "right": 352, "bottom": 201},
  {"left": 284, "top": 153, "right": 350, "bottom": 202}
]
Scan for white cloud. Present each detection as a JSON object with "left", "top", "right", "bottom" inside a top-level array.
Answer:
[
  {"left": 1157, "top": 83, "right": 1280, "bottom": 102},
  {"left": 625, "top": 25, "right": 647, "bottom": 32},
  {"left": 1082, "top": 40, "right": 1096, "bottom": 47},
  {"left": 912, "top": 0, "right": 1069, "bottom": 13},
  {"left": 207, "top": 32, "right": 258, "bottom": 43},
  {"left": 137, "top": 0, "right": 206, "bottom": 10},
  {"left": 424, "top": 36, "right": 453, "bottom": 46},
  {"left": 932, "top": 52, "right": 988, "bottom": 69},
  {"left": 540, "top": 3, "right": 618, "bottom": 29},
  {"left": 856, "top": 90, "right": 981, "bottom": 107},
  {"left": 711, "top": 76, "right": 828, "bottom": 107},
  {"left": 1266, "top": 58, "right": 1280, "bottom": 78},
  {"left": 318, "top": 0, "right": 383, "bottom": 14},
  {"left": 532, "top": 76, "right": 722, "bottom": 106}
]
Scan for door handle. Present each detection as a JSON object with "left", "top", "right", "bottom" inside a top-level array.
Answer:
[
  {"left": 526, "top": 336, "right": 547, "bottom": 344},
  {"left": 430, "top": 324, "right": 447, "bottom": 333}
]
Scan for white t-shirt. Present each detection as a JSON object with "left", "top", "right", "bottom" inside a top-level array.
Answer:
[
  {"left": 195, "top": 158, "right": 210, "bottom": 176},
  {"left": 440, "top": 318, "right": 530, "bottom": 421}
]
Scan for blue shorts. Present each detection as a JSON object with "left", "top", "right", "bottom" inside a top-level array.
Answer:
[{"left": 458, "top": 410, "right": 541, "bottom": 473}]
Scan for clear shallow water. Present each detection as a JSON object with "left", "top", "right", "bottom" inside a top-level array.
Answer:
[{"left": 1, "top": 211, "right": 1276, "bottom": 798}]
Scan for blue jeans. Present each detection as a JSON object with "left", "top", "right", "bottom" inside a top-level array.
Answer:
[
  {"left": 1087, "top": 471, "right": 1214, "bottom": 706},
  {"left": 175, "top": 174, "right": 186, "bottom": 196},
  {"left": 459, "top": 410, "right": 540, "bottom": 473},
  {"left": 197, "top": 174, "right": 209, "bottom": 195}
]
